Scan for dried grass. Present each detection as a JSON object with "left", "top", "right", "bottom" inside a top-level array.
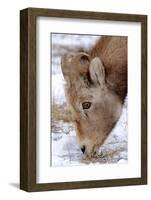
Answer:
[{"left": 52, "top": 98, "right": 72, "bottom": 122}]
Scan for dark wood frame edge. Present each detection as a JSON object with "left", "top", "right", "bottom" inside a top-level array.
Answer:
[{"left": 20, "top": 7, "right": 147, "bottom": 192}]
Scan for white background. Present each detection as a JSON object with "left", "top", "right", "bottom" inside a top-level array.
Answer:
[
  {"left": 37, "top": 18, "right": 141, "bottom": 183},
  {"left": 0, "top": 0, "right": 150, "bottom": 199}
]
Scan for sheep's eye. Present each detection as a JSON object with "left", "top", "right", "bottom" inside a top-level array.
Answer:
[{"left": 82, "top": 102, "right": 91, "bottom": 109}]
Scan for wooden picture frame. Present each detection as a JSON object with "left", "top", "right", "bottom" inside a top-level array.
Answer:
[{"left": 20, "top": 7, "right": 147, "bottom": 192}]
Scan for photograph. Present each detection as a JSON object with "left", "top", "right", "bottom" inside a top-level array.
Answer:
[
  {"left": 20, "top": 8, "right": 147, "bottom": 191},
  {"left": 51, "top": 33, "right": 128, "bottom": 167}
]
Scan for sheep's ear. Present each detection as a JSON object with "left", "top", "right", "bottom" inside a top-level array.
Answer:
[{"left": 89, "top": 57, "right": 105, "bottom": 86}]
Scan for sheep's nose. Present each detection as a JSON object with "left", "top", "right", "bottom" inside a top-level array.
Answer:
[{"left": 81, "top": 145, "right": 86, "bottom": 154}]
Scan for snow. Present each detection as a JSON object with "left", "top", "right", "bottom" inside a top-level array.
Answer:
[
  {"left": 51, "top": 33, "right": 128, "bottom": 167},
  {"left": 51, "top": 99, "right": 127, "bottom": 167},
  {"left": 52, "top": 74, "right": 66, "bottom": 104},
  {"left": 52, "top": 34, "right": 100, "bottom": 50},
  {"left": 51, "top": 33, "right": 100, "bottom": 75}
]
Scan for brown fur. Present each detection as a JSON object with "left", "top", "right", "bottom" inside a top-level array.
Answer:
[
  {"left": 90, "top": 36, "right": 127, "bottom": 101},
  {"left": 61, "top": 36, "right": 127, "bottom": 158}
]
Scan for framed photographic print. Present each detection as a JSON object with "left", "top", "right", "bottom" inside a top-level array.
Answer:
[{"left": 20, "top": 8, "right": 147, "bottom": 191}]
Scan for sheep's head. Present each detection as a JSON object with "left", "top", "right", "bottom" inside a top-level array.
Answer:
[{"left": 61, "top": 52, "right": 122, "bottom": 158}]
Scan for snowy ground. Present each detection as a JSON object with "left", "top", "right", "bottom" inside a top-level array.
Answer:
[
  {"left": 51, "top": 33, "right": 128, "bottom": 167},
  {"left": 51, "top": 98, "right": 127, "bottom": 166}
]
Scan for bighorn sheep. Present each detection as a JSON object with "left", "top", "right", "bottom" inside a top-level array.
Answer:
[{"left": 61, "top": 36, "right": 127, "bottom": 158}]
